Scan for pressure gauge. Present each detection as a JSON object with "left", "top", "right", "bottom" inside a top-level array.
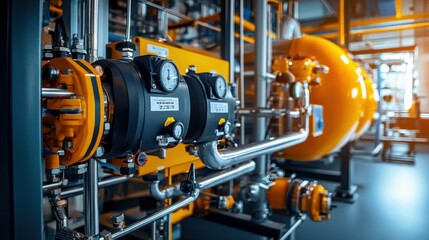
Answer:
[
  {"left": 213, "top": 76, "right": 227, "bottom": 99},
  {"left": 158, "top": 61, "right": 180, "bottom": 92},
  {"left": 169, "top": 121, "right": 185, "bottom": 140}
]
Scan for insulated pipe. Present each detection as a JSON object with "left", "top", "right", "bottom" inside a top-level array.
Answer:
[
  {"left": 111, "top": 195, "right": 198, "bottom": 239},
  {"left": 149, "top": 161, "right": 255, "bottom": 200}
]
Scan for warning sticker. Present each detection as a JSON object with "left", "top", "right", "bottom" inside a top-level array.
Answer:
[
  {"left": 150, "top": 97, "right": 179, "bottom": 111},
  {"left": 147, "top": 44, "right": 169, "bottom": 57},
  {"left": 210, "top": 102, "right": 229, "bottom": 113}
]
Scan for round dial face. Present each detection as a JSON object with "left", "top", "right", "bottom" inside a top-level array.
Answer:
[
  {"left": 159, "top": 61, "right": 180, "bottom": 92},
  {"left": 171, "top": 122, "right": 184, "bottom": 140},
  {"left": 214, "top": 76, "right": 227, "bottom": 98},
  {"left": 224, "top": 122, "right": 231, "bottom": 134}
]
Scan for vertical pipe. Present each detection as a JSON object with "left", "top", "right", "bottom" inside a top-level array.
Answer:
[
  {"left": 239, "top": 0, "right": 246, "bottom": 145},
  {"left": 87, "top": 0, "right": 99, "bottom": 62},
  {"left": 338, "top": 0, "right": 345, "bottom": 46},
  {"left": 253, "top": 0, "right": 268, "bottom": 222},
  {"left": 84, "top": 160, "right": 99, "bottom": 235},
  {"left": 126, "top": 0, "right": 132, "bottom": 41},
  {"left": 338, "top": 0, "right": 350, "bottom": 49},
  {"left": 375, "top": 62, "right": 383, "bottom": 147},
  {"left": 151, "top": 221, "right": 157, "bottom": 239},
  {"left": 267, "top": 4, "right": 273, "bottom": 70},
  {"left": 97, "top": 0, "right": 109, "bottom": 59},
  {"left": 7, "top": 0, "right": 43, "bottom": 238},
  {"left": 220, "top": 0, "right": 235, "bottom": 84},
  {"left": 395, "top": 0, "right": 402, "bottom": 18},
  {"left": 63, "top": 0, "right": 79, "bottom": 37}
]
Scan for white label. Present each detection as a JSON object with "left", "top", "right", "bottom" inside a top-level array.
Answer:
[
  {"left": 210, "top": 102, "right": 229, "bottom": 113},
  {"left": 150, "top": 97, "right": 179, "bottom": 111},
  {"left": 147, "top": 44, "right": 169, "bottom": 57}
]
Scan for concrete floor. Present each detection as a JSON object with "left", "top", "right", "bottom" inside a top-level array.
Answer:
[{"left": 296, "top": 144, "right": 429, "bottom": 240}]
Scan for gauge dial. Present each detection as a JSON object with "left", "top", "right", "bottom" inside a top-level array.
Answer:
[
  {"left": 158, "top": 61, "right": 180, "bottom": 92},
  {"left": 170, "top": 121, "right": 185, "bottom": 140},
  {"left": 213, "top": 76, "right": 227, "bottom": 98}
]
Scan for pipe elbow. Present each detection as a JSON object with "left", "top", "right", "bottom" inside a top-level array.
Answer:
[
  {"left": 197, "top": 141, "right": 228, "bottom": 170},
  {"left": 149, "top": 181, "right": 182, "bottom": 201},
  {"left": 280, "top": 17, "right": 302, "bottom": 40}
]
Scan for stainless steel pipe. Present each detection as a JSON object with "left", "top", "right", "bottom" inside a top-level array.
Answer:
[
  {"left": 42, "top": 88, "right": 74, "bottom": 98},
  {"left": 60, "top": 176, "right": 128, "bottom": 199},
  {"left": 84, "top": 160, "right": 99, "bottom": 235},
  {"left": 149, "top": 181, "right": 183, "bottom": 201},
  {"left": 125, "top": 0, "right": 132, "bottom": 41},
  {"left": 198, "top": 120, "right": 309, "bottom": 170},
  {"left": 150, "top": 161, "right": 255, "bottom": 200},
  {"left": 198, "top": 87, "right": 310, "bottom": 170},
  {"left": 280, "top": 16, "right": 302, "bottom": 40},
  {"left": 87, "top": 0, "right": 99, "bottom": 62},
  {"left": 198, "top": 161, "right": 255, "bottom": 189},
  {"left": 43, "top": 180, "right": 63, "bottom": 190},
  {"left": 113, "top": 161, "right": 255, "bottom": 238},
  {"left": 111, "top": 195, "right": 198, "bottom": 239}
]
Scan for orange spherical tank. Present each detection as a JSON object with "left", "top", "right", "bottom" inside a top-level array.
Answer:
[
  {"left": 274, "top": 35, "right": 366, "bottom": 160},
  {"left": 353, "top": 68, "right": 378, "bottom": 139}
]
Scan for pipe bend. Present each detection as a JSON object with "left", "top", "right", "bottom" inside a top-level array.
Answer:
[
  {"left": 198, "top": 116, "right": 309, "bottom": 170},
  {"left": 149, "top": 181, "right": 183, "bottom": 201},
  {"left": 280, "top": 16, "right": 302, "bottom": 40}
]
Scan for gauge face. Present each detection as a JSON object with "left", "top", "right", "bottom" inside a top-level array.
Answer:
[
  {"left": 214, "top": 76, "right": 227, "bottom": 98},
  {"left": 158, "top": 61, "right": 180, "bottom": 92},
  {"left": 224, "top": 121, "right": 231, "bottom": 134},
  {"left": 171, "top": 122, "right": 184, "bottom": 140}
]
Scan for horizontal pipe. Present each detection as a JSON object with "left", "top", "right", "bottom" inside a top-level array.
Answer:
[
  {"left": 42, "top": 88, "right": 75, "bottom": 98},
  {"left": 112, "top": 195, "right": 197, "bottom": 239},
  {"left": 42, "top": 180, "right": 63, "bottom": 190},
  {"left": 60, "top": 176, "right": 128, "bottom": 198},
  {"left": 198, "top": 125, "right": 308, "bottom": 170},
  {"left": 198, "top": 161, "right": 255, "bottom": 189},
  {"left": 315, "top": 21, "right": 429, "bottom": 39},
  {"left": 113, "top": 161, "right": 255, "bottom": 238},
  {"left": 237, "top": 108, "right": 300, "bottom": 118},
  {"left": 198, "top": 88, "right": 310, "bottom": 170},
  {"left": 139, "top": 0, "right": 221, "bottom": 32},
  {"left": 301, "top": 13, "right": 429, "bottom": 33},
  {"left": 150, "top": 161, "right": 255, "bottom": 200}
]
